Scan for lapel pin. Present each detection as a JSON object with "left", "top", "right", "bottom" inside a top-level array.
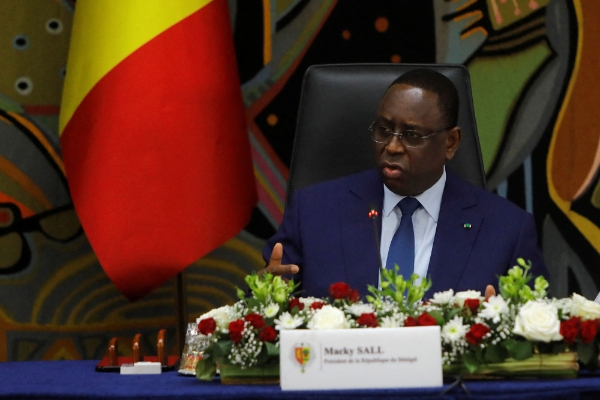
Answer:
[{"left": 463, "top": 223, "right": 472, "bottom": 229}]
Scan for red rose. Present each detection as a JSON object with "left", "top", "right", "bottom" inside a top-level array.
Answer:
[
  {"left": 560, "top": 317, "right": 581, "bottom": 345},
  {"left": 580, "top": 320, "right": 598, "bottom": 344},
  {"left": 288, "top": 298, "right": 305, "bottom": 311},
  {"left": 329, "top": 282, "right": 351, "bottom": 299},
  {"left": 258, "top": 326, "right": 277, "bottom": 342},
  {"left": 465, "top": 323, "right": 490, "bottom": 346},
  {"left": 417, "top": 313, "right": 437, "bottom": 326},
  {"left": 228, "top": 319, "right": 245, "bottom": 344},
  {"left": 310, "top": 301, "right": 325, "bottom": 310},
  {"left": 348, "top": 289, "right": 360, "bottom": 303},
  {"left": 244, "top": 313, "right": 265, "bottom": 329},
  {"left": 357, "top": 312, "right": 379, "bottom": 328},
  {"left": 464, "top": 299, "right": 480, "bottom": 315},
  {"left": 197, "top": 318, "right": 217, "bottom": 335},
  {"left": 404, "top": 316, "right": 417, "bottom": 327}
]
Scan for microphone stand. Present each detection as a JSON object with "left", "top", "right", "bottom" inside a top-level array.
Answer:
[{"left": 368, "top": 205, "right": 385, "bottom": 277}]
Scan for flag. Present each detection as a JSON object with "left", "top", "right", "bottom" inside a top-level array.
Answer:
[{"left": 59, "top": 0, "right": 257, "bottom": 301}]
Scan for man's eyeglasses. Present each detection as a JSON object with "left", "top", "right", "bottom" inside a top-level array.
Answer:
[{"left": 368, "top": 122, "right": 453, "bottom": 148}]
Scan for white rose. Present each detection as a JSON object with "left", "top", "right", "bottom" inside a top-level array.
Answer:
[
  {"left": 430, "top": 289, "right": 454, "bottom": 305},
  {"left": 344, "top": 303, "right": 374, "bottom": 317},
  {"left": 299, "top": 297, "right": 321, "bottom": 308},
  {"left": 570, "top": 293, "right": 600, "bottom": 320},
  {"left": 513, "top": 301, "right": 563, "bottom": 342},
  {"left": 453, "top": 290, "right": 482, "bottom": 307},
  {"left": 307, "top": 305, "right": 350, "bottom": 330},
  {"left": 197, "top": 305, "right": 232, "bottom": 332}
]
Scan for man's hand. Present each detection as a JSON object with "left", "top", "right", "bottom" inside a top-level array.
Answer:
[
  {"left": 259, "top": 242, "right": 300, "bottom": 277},
  {"left": 485, "top": 285, "right": 496, "bottom": 300}
]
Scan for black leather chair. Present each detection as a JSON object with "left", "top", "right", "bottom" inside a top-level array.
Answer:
[{"left": 287, "top": 63, "right": 485, "bottom": 203}]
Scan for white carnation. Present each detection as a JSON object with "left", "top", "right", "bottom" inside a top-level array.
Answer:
[
  {"left": 274, "top": 312, "right": 304, "bottom": 330},
  {"left": 380, "top": 316, "right": 402, "bottom": 328},
  {"left": 442, "top": 316, "right": 468, "bottom": 344},
  {"left": 453, "top": 290, "right": 482, "bottom": 307},
  {"left": 513, "top": 301, "right": 562, "bottom": 342},
  {"left": 430, "top": 289, "right": 454, "bottom": 305},
  {"left": 344, "top": 303, "right": 374, "bottom": 317},
  {"left": 570, "top": 293, "right": 600, "bottom": 320},
  {"left": 264, "top": 303, "right": 280, "bottom": 318},
  {"left": 307, "top": 305, "right": 350, "bottom": 330},
  {"left": 479, "top": 295, "right": 509, "bottom": 323}
]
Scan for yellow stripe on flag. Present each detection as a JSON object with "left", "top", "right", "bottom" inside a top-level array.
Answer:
[{"left": 60, "top": 0, "right": 212, "bottom": 134}]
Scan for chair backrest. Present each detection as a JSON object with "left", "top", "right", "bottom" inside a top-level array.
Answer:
[{"left": 287, "top": 63, "right": 485, "bottom": 203}]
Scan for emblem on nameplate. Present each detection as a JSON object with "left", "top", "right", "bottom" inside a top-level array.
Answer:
[{"left": 294, "top": 343, "right": 312, "bottom": 373}]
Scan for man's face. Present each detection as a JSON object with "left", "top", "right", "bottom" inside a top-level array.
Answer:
[{"left": 373, "top": 83, "right": 461, "bottom": 196}]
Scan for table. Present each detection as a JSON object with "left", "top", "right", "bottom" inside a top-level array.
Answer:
[{"left": 2, "top": 360, "right": 600, "bottom": 399}]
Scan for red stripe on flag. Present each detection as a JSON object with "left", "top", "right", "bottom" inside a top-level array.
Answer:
[{"left": 61, "top": 0, "right": 256, "bottom": 301}]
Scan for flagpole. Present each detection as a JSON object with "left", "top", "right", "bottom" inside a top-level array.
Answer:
[{"left": 175, "top": 271, "right": 188, "bottom": 356}]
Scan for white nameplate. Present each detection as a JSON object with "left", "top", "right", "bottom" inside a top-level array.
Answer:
[
  {"left": 279, "top": 327, "right": 442, "bottom": 391},
  {"left": 120, "top": 362, "right": 162, "bottom": 375}
]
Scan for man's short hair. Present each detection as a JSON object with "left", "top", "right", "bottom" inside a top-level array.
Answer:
[{"left": 390, "top": 69, "right": 459, "bottom": 128}]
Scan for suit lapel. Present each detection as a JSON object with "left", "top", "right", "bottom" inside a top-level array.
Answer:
[
  {"left": 340, "top": 170, "right": 383, "bottom": 296},
  {"left": 426, "top": 171, "right": 481, "bottom": 297}
]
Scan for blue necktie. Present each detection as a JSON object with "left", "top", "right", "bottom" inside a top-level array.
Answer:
[{"left": 385, "top": 197, "right": 421, "bottom": 281}]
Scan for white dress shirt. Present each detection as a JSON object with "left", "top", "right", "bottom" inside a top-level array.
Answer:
[{"left": 380, "top": 167, "right": 446, "bottom": 283}]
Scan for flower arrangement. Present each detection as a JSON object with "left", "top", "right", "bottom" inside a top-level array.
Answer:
[{"left": 195, "top": 259, "right": 600, "bottom": 382}]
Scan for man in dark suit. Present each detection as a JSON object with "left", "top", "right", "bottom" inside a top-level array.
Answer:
[{"left": 261, "top": 69, "right": 547, "bottom": 299}]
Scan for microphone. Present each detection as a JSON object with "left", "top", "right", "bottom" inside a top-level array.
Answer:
[{"left": 368, "top": 204, "right": 385, "bottom": 276}]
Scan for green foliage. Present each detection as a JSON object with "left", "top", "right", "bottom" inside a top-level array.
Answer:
[
  {"left": 366, "top": 265, "right": 431, "bottom": 311},
  {"left": 265, "top": 342, "right": 279, "bottom": 357},
  {"left": 577, "top": 341, "right": 598, "bottom": 367},
  {"left": 236, "top": 287, "right": 246, "bottom": 301},
  {"left": 463, "top": 349, "right": 483, "bottom": 374},
  {"left": 204, "top": 339, "right": 232, "bottom": 359},
  {"left": 534, "top": 276, "right": 549, "bottom": 298},
  {"left": 244, "top": 272, "right": 299, "bottom": 307},
  {"left": 427, "top": 310, "right": 445, "bottom": 326},
  {"left": 195, "top": 357, "right": 217, "bottom": 381},
  {"left": 244, "top": 297, "right": 261, "bottom": 310},
  {"left": 216, "top": 340, "right": 233, "bottom": 356},
  {"left": 498, "top": 258, "right": 548, "bottom": 305},
  {"left": 253, "top": 342, "right": 279, "bottom": 365},
  {"left": 464, "top": 344, "right": 513, "bottom": 373},
  {"left": 256, "top": 342, "right": 279, "bottom": 365},
  {"left": 196, "top": 272, "right": 299, "bottom": 378},
  {"left": 483, "top": 344, "right": 509, "bottom": 364},
  {"left": 504, "top": 338, "right": 533, "bottom": 360},
  {"left": 255, "top": 344, "right": 269, "bottom": 364},
  {"left": 444, "top": 307, "right": 463, "bottom": 322}
]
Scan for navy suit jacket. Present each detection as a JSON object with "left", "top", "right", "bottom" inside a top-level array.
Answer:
[{"left": 263, "top": 169, "right": 547, "bottom": 299}]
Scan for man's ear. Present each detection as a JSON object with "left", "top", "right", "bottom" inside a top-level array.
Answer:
[{"left": 445, "top": 126, "right": 461, "bottom": 161}]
